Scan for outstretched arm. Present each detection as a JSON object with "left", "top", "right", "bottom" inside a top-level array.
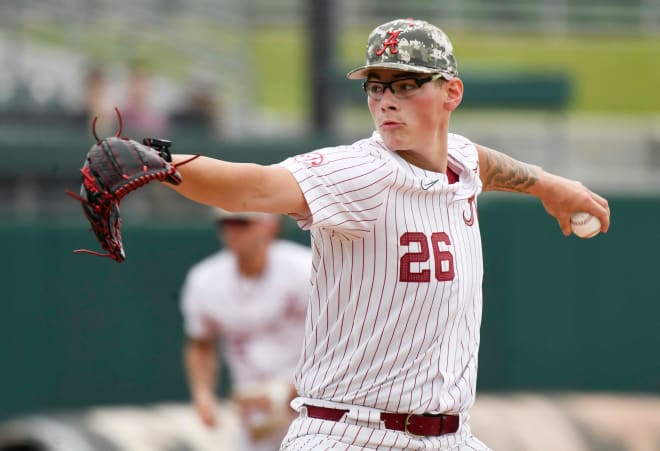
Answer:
[
  {"left": 167, "top": 155, "right": 310, "bottom": 217},
  {"left": 476, "top": 144, "right": 610, "bottom": 236}
]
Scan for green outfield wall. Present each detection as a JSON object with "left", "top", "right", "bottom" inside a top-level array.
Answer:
[{"left": 1, "top": 195, "right": 658, "bottom": 420}]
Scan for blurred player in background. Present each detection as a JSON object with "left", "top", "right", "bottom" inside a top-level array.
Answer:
[
  {"left": 167, "top": 18, "right": 610, "bottom": 450},
  {"left": 180, "top": 209, "right": 311, "bottom": 451}
]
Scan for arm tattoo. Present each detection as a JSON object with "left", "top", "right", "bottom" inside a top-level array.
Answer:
[{"left": 480, "top": 146, "right": 539, "bottom": 193}]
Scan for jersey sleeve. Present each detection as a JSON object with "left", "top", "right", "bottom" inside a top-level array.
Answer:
[
  {"left": 447, "top": 133, "right": 483, "bottom": 201},
  {"left": 278, "top": 145, "right": 394, "bottom": 239}
]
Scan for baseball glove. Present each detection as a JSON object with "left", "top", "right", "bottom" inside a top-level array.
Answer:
[{"left": 67, "top": 136, "right": 183, "bottom": 262}]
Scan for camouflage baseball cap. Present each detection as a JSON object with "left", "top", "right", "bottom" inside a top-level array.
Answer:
[{"left": 347, "top": 18, "right": 458, "bottom": 80}]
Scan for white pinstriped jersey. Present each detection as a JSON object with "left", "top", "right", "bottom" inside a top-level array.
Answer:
[{"left": 279, "top": 131, "right": 483, "bottom": 416}]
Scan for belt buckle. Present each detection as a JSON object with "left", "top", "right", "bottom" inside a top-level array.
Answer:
[{"left": 404, "top": 413, "right": 425, "bottom": 438}]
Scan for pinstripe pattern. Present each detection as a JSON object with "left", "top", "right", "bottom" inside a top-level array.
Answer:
[{"left": 278, "top": 132, "right": 486, "bottom": 449}]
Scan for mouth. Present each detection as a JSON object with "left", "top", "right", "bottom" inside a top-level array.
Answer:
[{"left": 380, "top": 120, "right": 403, "bottom": 129}]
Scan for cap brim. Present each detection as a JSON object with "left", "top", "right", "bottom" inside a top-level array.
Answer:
[{"left": 347, "top": 63, "right": 454, "bottom": 80}]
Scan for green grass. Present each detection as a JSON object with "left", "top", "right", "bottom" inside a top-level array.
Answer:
[
  {"left": 450, "top": 32, "right": 660, "bottom": 113},
  {"left": 251, "top": 28, "right": 308, "bottom": 117},
  {"left": 260, "top": 27, "right": 660, "bottom": 114}
]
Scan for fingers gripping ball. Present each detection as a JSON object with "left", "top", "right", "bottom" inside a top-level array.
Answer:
[
  {"left": 68, "top": 137, "right": 183, "bottom": 262},
  {"left": 570, "top": 212, "right": 601, "bottom": 239}
]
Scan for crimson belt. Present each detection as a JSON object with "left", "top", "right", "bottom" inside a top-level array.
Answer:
[{"left": 304, "top": 404, "right": 459, "bottom": 437}]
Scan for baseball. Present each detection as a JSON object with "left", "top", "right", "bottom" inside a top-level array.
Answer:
[{"left": 570, "top": 212, "right": 601, "bottom": 238}]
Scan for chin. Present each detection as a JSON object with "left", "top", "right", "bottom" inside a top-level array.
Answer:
[
  {"left": 381, "top": 134, "right": 406, "bottom": 151},
  {"left": 377, "top": 129, "right": 392, "bottom": 142}
]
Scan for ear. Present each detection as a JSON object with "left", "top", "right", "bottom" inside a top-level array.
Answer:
[{"left": 444, "top": 78, "right": 464, "bottom": 111}]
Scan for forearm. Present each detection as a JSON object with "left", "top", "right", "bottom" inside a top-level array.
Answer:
[
  {"left": 168, "top": 155, "right": 269, "bottom": 211},
  {"left": 167, "top": 155, "right": 308, "bottom": 215},
  {"left": 476, "top": 143, "right": 543, "bottom": 195},
  {"left": 476, "top": 143, "right": 610, "bottom": 236},
  {"left": 184, "top": 340, "right": 218, "bottom": 398}
]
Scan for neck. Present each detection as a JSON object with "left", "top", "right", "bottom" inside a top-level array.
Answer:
[
  {"left": 237, "top": 251, "right": 268, "bottom": 277},
  {"left": 395, "top": 130, "right": 449, "bottom": 173}
]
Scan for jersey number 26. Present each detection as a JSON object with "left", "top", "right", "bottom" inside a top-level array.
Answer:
[{"left": 399, "top": 232, "right": 455, "bottom": 282}]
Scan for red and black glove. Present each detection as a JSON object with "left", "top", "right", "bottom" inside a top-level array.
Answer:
[{"left": 67, "top": 137, "right": 182, "bottom": 262}]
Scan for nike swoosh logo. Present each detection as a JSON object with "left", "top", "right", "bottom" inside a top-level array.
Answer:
[{"left": 421, "top": 179, "right": 439, "bottom": 190}]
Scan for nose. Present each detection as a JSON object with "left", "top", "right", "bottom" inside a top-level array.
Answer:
[{"left": 378, "top": 87, "right": 399, "bottom": 110}]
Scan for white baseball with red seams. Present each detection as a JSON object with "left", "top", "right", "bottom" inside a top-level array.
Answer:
[{"left": 570, "top": 212, "right": 601, "bottom": 238}]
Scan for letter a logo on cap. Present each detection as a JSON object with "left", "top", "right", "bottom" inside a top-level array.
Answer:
[{"left": 375, "top": 30, "right": 401, "bottom": 56}]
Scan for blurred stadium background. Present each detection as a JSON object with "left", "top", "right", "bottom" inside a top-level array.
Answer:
[{"left": 0, "top": 0, "right": 659, "bottom": 450}]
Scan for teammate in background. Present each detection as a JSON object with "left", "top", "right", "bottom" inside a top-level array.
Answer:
[
  {"left": 168, "top": 18, "right": 610, "bottom": 450},
  {"left": 180, "top": 209, "right": 310, "bottom": 451}
]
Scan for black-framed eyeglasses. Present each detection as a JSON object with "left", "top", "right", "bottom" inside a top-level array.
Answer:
[{"left": 363, "top": 74, "right": 443, "bottom": 100}]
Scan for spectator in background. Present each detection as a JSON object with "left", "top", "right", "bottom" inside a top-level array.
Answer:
[
  {"left": 180, "top": 208, "right": 311, "bottom": 451},
  {"left": 121, "top": 60, "right": 169, "bottom": 137},
  {"left": 170, "top": 79, "right": 222, "bottom": 138},
  {"left": 79, "top": 65, "right": 114, "bottom": 132}
]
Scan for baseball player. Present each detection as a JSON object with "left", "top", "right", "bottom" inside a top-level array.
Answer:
[
  {"left": 180, "top": 209, "right": 311, "bottom": 451},
  {"left": 167, "top": 18, "right": 610, "bottom": 451}
]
